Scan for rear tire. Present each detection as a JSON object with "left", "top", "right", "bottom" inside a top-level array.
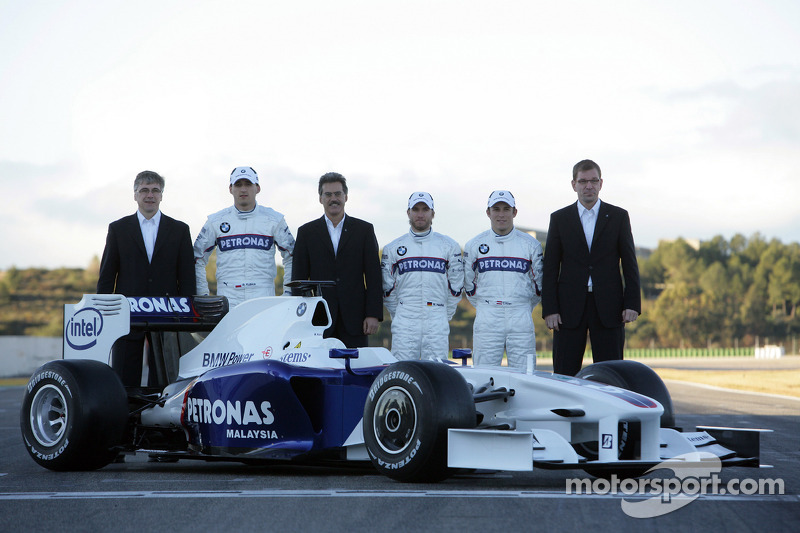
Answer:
[
  {"left": 363, "top": 361, "right": 475, "bottom": 482},
  {"left": 21, "top": 360, "right": 129, "bottom": 471}
]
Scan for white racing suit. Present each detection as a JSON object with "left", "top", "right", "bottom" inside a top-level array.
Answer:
[
  {"left": 464, "top": 228, "right": 543, "bottom": 371},
  {"left": 382, "top": 229, "right": 464, "bottom": 361},
  {"left": 194, "top": 204, "right": 294, "bottom": 307}
]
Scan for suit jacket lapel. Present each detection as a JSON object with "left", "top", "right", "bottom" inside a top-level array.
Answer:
[
  {"left": 569, "top": 203, "right": 591, "bottom": 256},
  {"left": 592, "top": 202, "right": 611, "bottom": 250},
  {"left": 337, "top": 215, "right": 353, "bottom": 257},
  {"left": 128, "top": 214, "right": 148, "bottom": 259},
  {"left": 152, "top": 214, "right": 169, "bottom": 260},
  {"left": 316, "top": 216, "right": 336, "bottom": 259}
]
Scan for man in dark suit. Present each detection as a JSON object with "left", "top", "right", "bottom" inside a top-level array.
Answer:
[
  {"left": 292, "top": 172, "right": 383, "bottom": 348},
  {"left": 97, "top": 170, "right": 195, "bottom": 387},
  {"left": 542, "top": 160, "right": 641, "bottom": 376}
]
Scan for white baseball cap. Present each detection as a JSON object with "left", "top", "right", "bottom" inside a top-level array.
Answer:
[
  {"left": 408, "top": 191, "right": 434, "bottom": 210},
  {"left": 230, "top": 166, "right": 259, "bottom": 185},
  {"left": 487, "top": 190, "right": 515, "bottom": 208}
]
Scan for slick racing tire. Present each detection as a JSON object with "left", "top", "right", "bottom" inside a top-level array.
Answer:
[
  {"left": 576, "top": 360, "right": 675, "bottom": 428},
  {"left": 21, "top": 360, "right": 129, "bottom": 471},
  {"left": 363, "top": 361, "right": 476, "bottom": 483}
]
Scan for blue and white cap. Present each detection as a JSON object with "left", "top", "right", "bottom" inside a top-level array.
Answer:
[
  {"left": 230, "top": 166, "right": 259, "bottom": 185},
  {"left": 487, "top": 190, "right": 515, "bottom": 208},
  {"left": 408, "top": 191, "right": 434, "bottom": 210}
]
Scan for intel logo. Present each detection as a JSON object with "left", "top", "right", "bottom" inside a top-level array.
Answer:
[{"left": 65, "top": 308, "right": 104, "bottom": 350}]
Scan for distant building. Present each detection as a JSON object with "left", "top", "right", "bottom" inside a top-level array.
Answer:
[
  {"left": 659, "top": 238, "right": 700, "bottom": 251},
  {"left": 516, "top": 226, "right": 547, "bottom": 247},
  {"left": 635, "top": 246, "right": 653, "bottom": 260}
]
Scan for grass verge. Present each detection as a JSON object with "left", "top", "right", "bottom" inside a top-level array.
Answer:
[{"left": 652, "top": 368, "right": 800, "bottom": 398}]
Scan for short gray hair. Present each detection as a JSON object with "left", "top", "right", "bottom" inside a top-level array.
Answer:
[{"left": 134, "top": 170, "right": 165, "bottom": 191}]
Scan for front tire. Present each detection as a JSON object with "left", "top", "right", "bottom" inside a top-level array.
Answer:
[
  {"left": 576, "top": 360, "right": 675, "bottom": 479},
  {"left": 21, "top": 360, "right": 129, "bottom": 471},
  {"left": 576, "top": 360, "right": 675, "bottom": 428},
  {"left": 363, "top": 361, "right": 475, "bottom": 482}
]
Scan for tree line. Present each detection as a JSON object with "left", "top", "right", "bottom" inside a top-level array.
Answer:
[
  {"left": 1, "top": 233, "right": 798, "bottom": 351},
  {"left": 628, "top": 233, "right": 799, "bottom": 349}
]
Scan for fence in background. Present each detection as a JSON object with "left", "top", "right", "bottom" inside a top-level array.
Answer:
[
  {"left": 1, "top": 337, "right": 795, "bottom": 378},
  {"left": 1, "top": 336, "right": 61, "bottom": 378},
  {"left": 531, "top": 346, "right": 792, "bottom": 360}
]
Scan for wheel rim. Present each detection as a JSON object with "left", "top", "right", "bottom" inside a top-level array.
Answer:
[
  {"left": 372, "top": 386, "right": 417, "bottom": 455},
  {"left": 30, "top": 384, "right": 68, "bottom": 447}
]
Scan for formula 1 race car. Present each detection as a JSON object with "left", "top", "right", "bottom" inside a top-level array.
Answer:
[{"left": 21, "top": 283, "right": 768, "bottom": 482}]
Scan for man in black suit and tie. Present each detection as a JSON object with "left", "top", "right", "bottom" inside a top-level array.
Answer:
[
  {"left": 542, "top": 160, "right": 641, "bottom": 376},
  {"left": 292, "top": 172, "right": 383, "bottom": 348},
  {"left": 97, "top": 170, "right": 195, "bottom": 387}
]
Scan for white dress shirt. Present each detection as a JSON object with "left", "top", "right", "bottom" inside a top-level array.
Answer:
[
  {"left": 325, "top": 213, "right": 345, "bottom": 256},
  {"left": 137, "top": 210, "right": 161, "bottom": 263},
  {"left": 577, "top": 200, "right": 600, "bottom": 288}
]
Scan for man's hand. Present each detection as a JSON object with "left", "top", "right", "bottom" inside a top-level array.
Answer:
[
  {"left": 363, "top": 317, "right": 379, "bottom": 335},
  {"left": 622, "top": 309, "right": 639, "bottom": 323},
  {"left": 545, "top": 313, "right": 562, "bottom": 331}
]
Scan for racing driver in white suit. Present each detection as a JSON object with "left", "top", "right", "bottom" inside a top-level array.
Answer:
[
  {"left": 464, "top": 190, "right": 543, "bottom": 372},
  {"left": 194, "top": 166, "right": 294, "bottom": 307},
  {"left": 382, "top": 192, "right": 463, "bottom": 361}
]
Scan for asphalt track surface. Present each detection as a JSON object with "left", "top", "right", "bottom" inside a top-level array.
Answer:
[{"left": 1, "top": 367, "right": 798, "bottom": 532}]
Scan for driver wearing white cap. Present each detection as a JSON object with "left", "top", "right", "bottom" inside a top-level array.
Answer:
[
  {"left": 193, "top": 166, "right": 295, "bottom": 307},
  {"left": 464, "top": 190, "right": 543, "bottom": 372},
  {"left": 381, "top": 192, "right": 464, "bottom": 360}
]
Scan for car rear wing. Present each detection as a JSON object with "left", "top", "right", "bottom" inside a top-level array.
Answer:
[{"left": 63, "top": 294, "right": 229, "bottom": 363}]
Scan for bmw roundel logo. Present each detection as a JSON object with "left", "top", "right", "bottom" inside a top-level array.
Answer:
[
  {"left": 296, "top": 302, "right": 307, "bottom": 316},
  {"left": 479, "top": 244, "right": 489, "bottom": 254},
  {"left": 397, "top": 246, "right": 407, "bottom": 256},
  {"left": 220, "top": 222, "right": 230, "bottom": 233}
]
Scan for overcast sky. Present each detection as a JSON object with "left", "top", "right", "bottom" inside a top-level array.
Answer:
[{"left": 2, "top": 0, "right": 799, "bottom": 270}]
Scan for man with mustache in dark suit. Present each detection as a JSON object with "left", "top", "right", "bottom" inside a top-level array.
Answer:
[{"left": 292, "top": 172, "right": 383, "bottom": 348}]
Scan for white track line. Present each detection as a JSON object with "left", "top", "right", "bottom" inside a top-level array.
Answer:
[{"left": 0, "top": 489, "right": 796, "bottom": 502}]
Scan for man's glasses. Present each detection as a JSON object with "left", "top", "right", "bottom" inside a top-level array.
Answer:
[
  {"left": 137, "top": 188, "right": 162, "bottom": 195},
  {"left": 575, "top": 178, "right": 600, "bottom": 186},
  {"left": 322, "top": 191, "right": 344, "bottom": 199}
]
